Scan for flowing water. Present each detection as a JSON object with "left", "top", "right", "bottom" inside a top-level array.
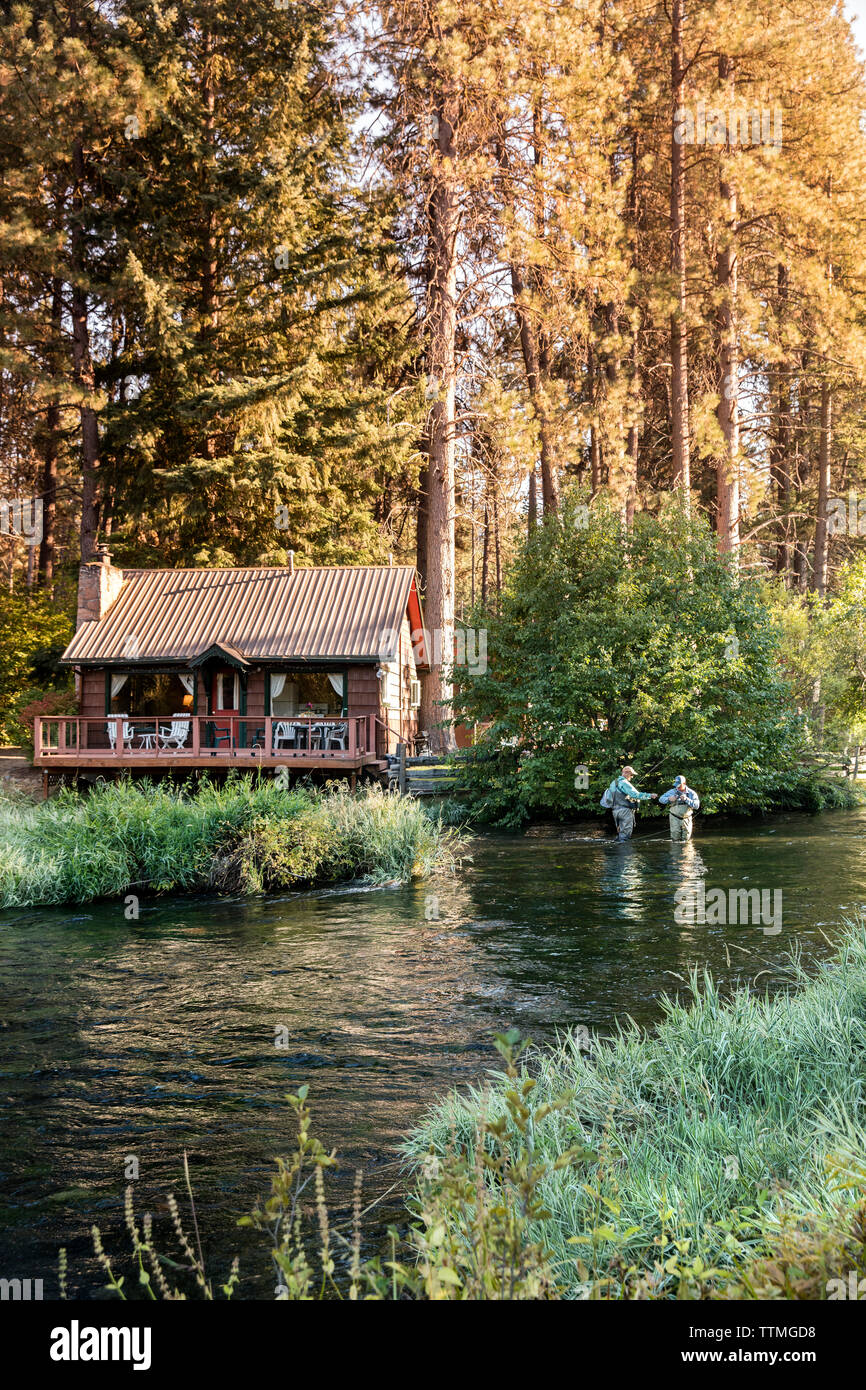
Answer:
[{"left": 2, "top": 810, "right": 865, "bottom": 1297}]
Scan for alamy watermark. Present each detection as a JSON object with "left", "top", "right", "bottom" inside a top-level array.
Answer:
[
  {"left": 827, "top": 1272, "right": 866, "bottom": 1299},
  {"left": 674, "top": 883, "right": 782, "bottom": 935},
  {"left": 0, "top": 497, "right": 42, "bottom": 545},
  {"left": 674, "top": 102, "right": 782, "bottom": 150},
  {"left": 0, "top": 1276, "right": 43, "bottom": 1300},
  {"left": 379, "top": 626, "right": 487, "bottom": 675},
  {"left": 827, "top": 491, "right": 866, "bottom": 537}
]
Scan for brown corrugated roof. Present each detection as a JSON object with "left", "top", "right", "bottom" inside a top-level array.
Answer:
[{"left": 62, "top": 565, "right": 420, "bottom": 665}]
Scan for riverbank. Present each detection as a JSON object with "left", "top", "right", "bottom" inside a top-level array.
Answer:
[
  {"left": 0, "top": 778, "right": 459, "bottom": 908},
  {"left": 407, "top": 918, "right": 866, "bottom": 1298},
  {"left": 435, "top": 770, "right": 864, "bottom": 831}
]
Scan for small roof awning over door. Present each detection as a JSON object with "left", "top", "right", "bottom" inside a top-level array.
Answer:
[{"left": 188, "top": 641, "right": 250, "bottom": 670}]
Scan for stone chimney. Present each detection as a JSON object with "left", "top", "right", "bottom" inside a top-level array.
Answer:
[{"left": 76, "top": 546, "right": 124, "bottom": 628}]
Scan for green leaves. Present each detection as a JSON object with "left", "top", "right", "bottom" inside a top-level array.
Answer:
[{"left": 451, "top": 495, "right": 809, "bottom": 824}]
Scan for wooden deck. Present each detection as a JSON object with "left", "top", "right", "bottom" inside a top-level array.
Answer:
[{"left": 33, "top": 714, "right": 387, "bottom": 779}]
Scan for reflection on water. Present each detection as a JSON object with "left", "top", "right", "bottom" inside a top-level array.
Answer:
[{"left": 1, "top": 810, "right": 865, "bottom": 1297}]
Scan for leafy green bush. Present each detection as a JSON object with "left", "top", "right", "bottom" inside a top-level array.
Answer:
[
  {"left": 0, "top": 594, "right": 73, "bottom": 743},
  {"left": 767, "top": 557, "right": 866, "bottom": 755},
  {"left": 450, "top": 493, "right": 813, "bottom": 826}
]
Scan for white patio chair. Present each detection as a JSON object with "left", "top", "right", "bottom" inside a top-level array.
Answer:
[
  {"left": 159, "top": 715, "right": 190, "bottom": 752},
  {"left": 273, "top": 721, "right": 296, "bottom": 750},
  {"left": 324, "top": 721, "right": 348, "bottom": 750},
  {"left": 106, "top": 716, "right": 133, "bottom": 750}
]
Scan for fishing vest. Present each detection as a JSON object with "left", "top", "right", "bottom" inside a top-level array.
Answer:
[{"left": 612, "top": 782, "right": 638, "bottom": 811}]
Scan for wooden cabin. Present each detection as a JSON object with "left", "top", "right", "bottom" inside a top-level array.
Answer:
[{"left": 34, "top": 550, "right": 429, "bottom": 786}]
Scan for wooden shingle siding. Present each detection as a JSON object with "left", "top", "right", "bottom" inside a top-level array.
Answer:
[
  {"left": 348, "top": 664, "right": 380, "bottom": 717},
  {"left": 245, "top": 671, "right": 266, "bottom": 720},
  {"left": 80, "top": 669, "right": 105, "bottom": 716}
]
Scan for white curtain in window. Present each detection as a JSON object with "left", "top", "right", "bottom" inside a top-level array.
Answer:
[
  {"left": 110, "top": 674, "right": 128, "bottom": 700},
  {"left": 270, "top": 673, "right": 286, "bottom": 713},
  {"left": 179, "top": 674, "right": 195, "bottom": 696},
  {"left": 327, "top": 673, "right": 343, "bottom": 700}
]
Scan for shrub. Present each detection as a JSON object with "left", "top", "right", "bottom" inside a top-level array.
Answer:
[{"left": 450, "top": 493, "right": 811, "bottom": 827}]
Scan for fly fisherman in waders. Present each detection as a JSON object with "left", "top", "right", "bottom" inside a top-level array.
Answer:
[
  {"left": 659, "top": 775, "right": 700, "bottom": 841},
  {"left": 607, "top": 765, "right": 657, "bottom": 841}
]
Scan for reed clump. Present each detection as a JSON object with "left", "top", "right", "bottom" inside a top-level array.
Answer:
[
  {"left": 407, "top": 921, "right": 866, "bottom": 1298},
  {"left": 0, "top": 777, "right": 459, "bottom": 908}
]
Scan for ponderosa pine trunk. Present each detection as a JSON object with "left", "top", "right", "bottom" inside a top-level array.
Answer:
[
  {"left": 715, "top": 57, "right": 739, "bottom": 555},
  {"left": 624, "top": 130, "right": 641, "bottom": 529},
  {"left": 509, "top": 262, "right": 559, "bottom": 515},
  {"left": 200, "top": 29, "right": 219, "bottom": 461},
  {"left": 812, "top": 380, "right": 832, "bottom": 598},
  {"left": 418, "top": 86, "right": 458, "bottom": 753},
  {"left": 38, "top": 275, "right": 62, "bottom": 588},
  {"left": 771, "top": 265, "right": 792, "bottom": 578},
  {"left": 71, "top": 138, "right": 100, "bottom": 561},
  {"left": 670, "top": 0, "right": 690, "bottom": 498}
]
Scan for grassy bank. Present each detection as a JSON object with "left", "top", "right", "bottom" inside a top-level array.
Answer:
[
  {"left": 0, "top": 778, "right": 459, "bottom": 908},
  {"left": 407, "top": 921, "right": 866, "bottom": 1298}
]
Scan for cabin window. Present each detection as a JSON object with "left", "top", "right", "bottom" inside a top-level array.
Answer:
[
  {"left": 109, "top": 671, "right": 193, "bottom": 716},
  {"left": 270, "top": 671, "right": 344, "bottom": 717}
]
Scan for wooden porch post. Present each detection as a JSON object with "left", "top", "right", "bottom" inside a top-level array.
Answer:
[{"left": 398, "top": 742, "right": 407, "bottom": 794}]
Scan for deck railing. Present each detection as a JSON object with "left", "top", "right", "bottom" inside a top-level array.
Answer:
[{"left": 33, "top": 714, "right": 375, "bottom": 762}]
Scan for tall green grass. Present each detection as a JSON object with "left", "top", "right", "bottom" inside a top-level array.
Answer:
[
  {"left": 407, "top": 922, "right": 866, "bottom": 1297},
  {"left": 0, "top": 777, "right": 459, "bottom": 908}
]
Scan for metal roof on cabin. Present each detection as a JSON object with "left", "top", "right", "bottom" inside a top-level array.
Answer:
[{"left": 62, "top": 565, "right": 418, "bottom": 665}]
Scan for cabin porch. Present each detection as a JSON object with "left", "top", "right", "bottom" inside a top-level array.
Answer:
[{"left": 33, "top": 714, "right": 389, "bottom": 779}]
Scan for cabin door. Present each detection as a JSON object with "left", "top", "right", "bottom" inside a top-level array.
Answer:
[{"left": 211, "top": 670, "right": 240, "bottom": 745}]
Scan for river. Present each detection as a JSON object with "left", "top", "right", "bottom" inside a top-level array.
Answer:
[{"left": 1, "top": 809, "right": 864, "bottom": 1297}]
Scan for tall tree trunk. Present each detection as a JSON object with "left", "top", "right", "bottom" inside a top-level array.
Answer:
[
  {"left": 495, "top": 113, "right": 559, "bottom": 517},
  {"left": 200, "top": 31, "right": 219, "bottom": 460},
  {"left": 38, "top": 276, "right": 62, "bottom": 589},
  {"left": 771, "top": 265, "right": 792, "bottom": 578},
  {"left": 509, "top": 260, "right": 559, "bottom": 516},
  {"left": 588, "top": 342, "right": 601, "bottom": 496},
  {"left": 624, "top": 130, "right": 641, "bottom": 529},
  {"left": 812, "top": 380, "right": 832, "bottom": 598},
  {"left": 715, "top": 57, "right": 739, "bottom": 555},
  {"left": 418, "top": 86, "right": 459, "bottom": 753},
  {"left": 71, "top": 138, "right": 100, "bottom": 561},
  {"left": 528, "top": 467, "right": 537, "bottom": 533},
  {"left": 415, "top": 455, "right": 429, "bottom": 592},
  {"left": 670, "top": 0, "right": 691, "bottom": 497},
  {"left": 602, "top": 297, "right": 626, "bottom": 518},
  {"left": 493, "top": 482, "right": 501, "bottom": 600},
  {"left": 480, "top": 499, "right": 489, "bottom": 605}
]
